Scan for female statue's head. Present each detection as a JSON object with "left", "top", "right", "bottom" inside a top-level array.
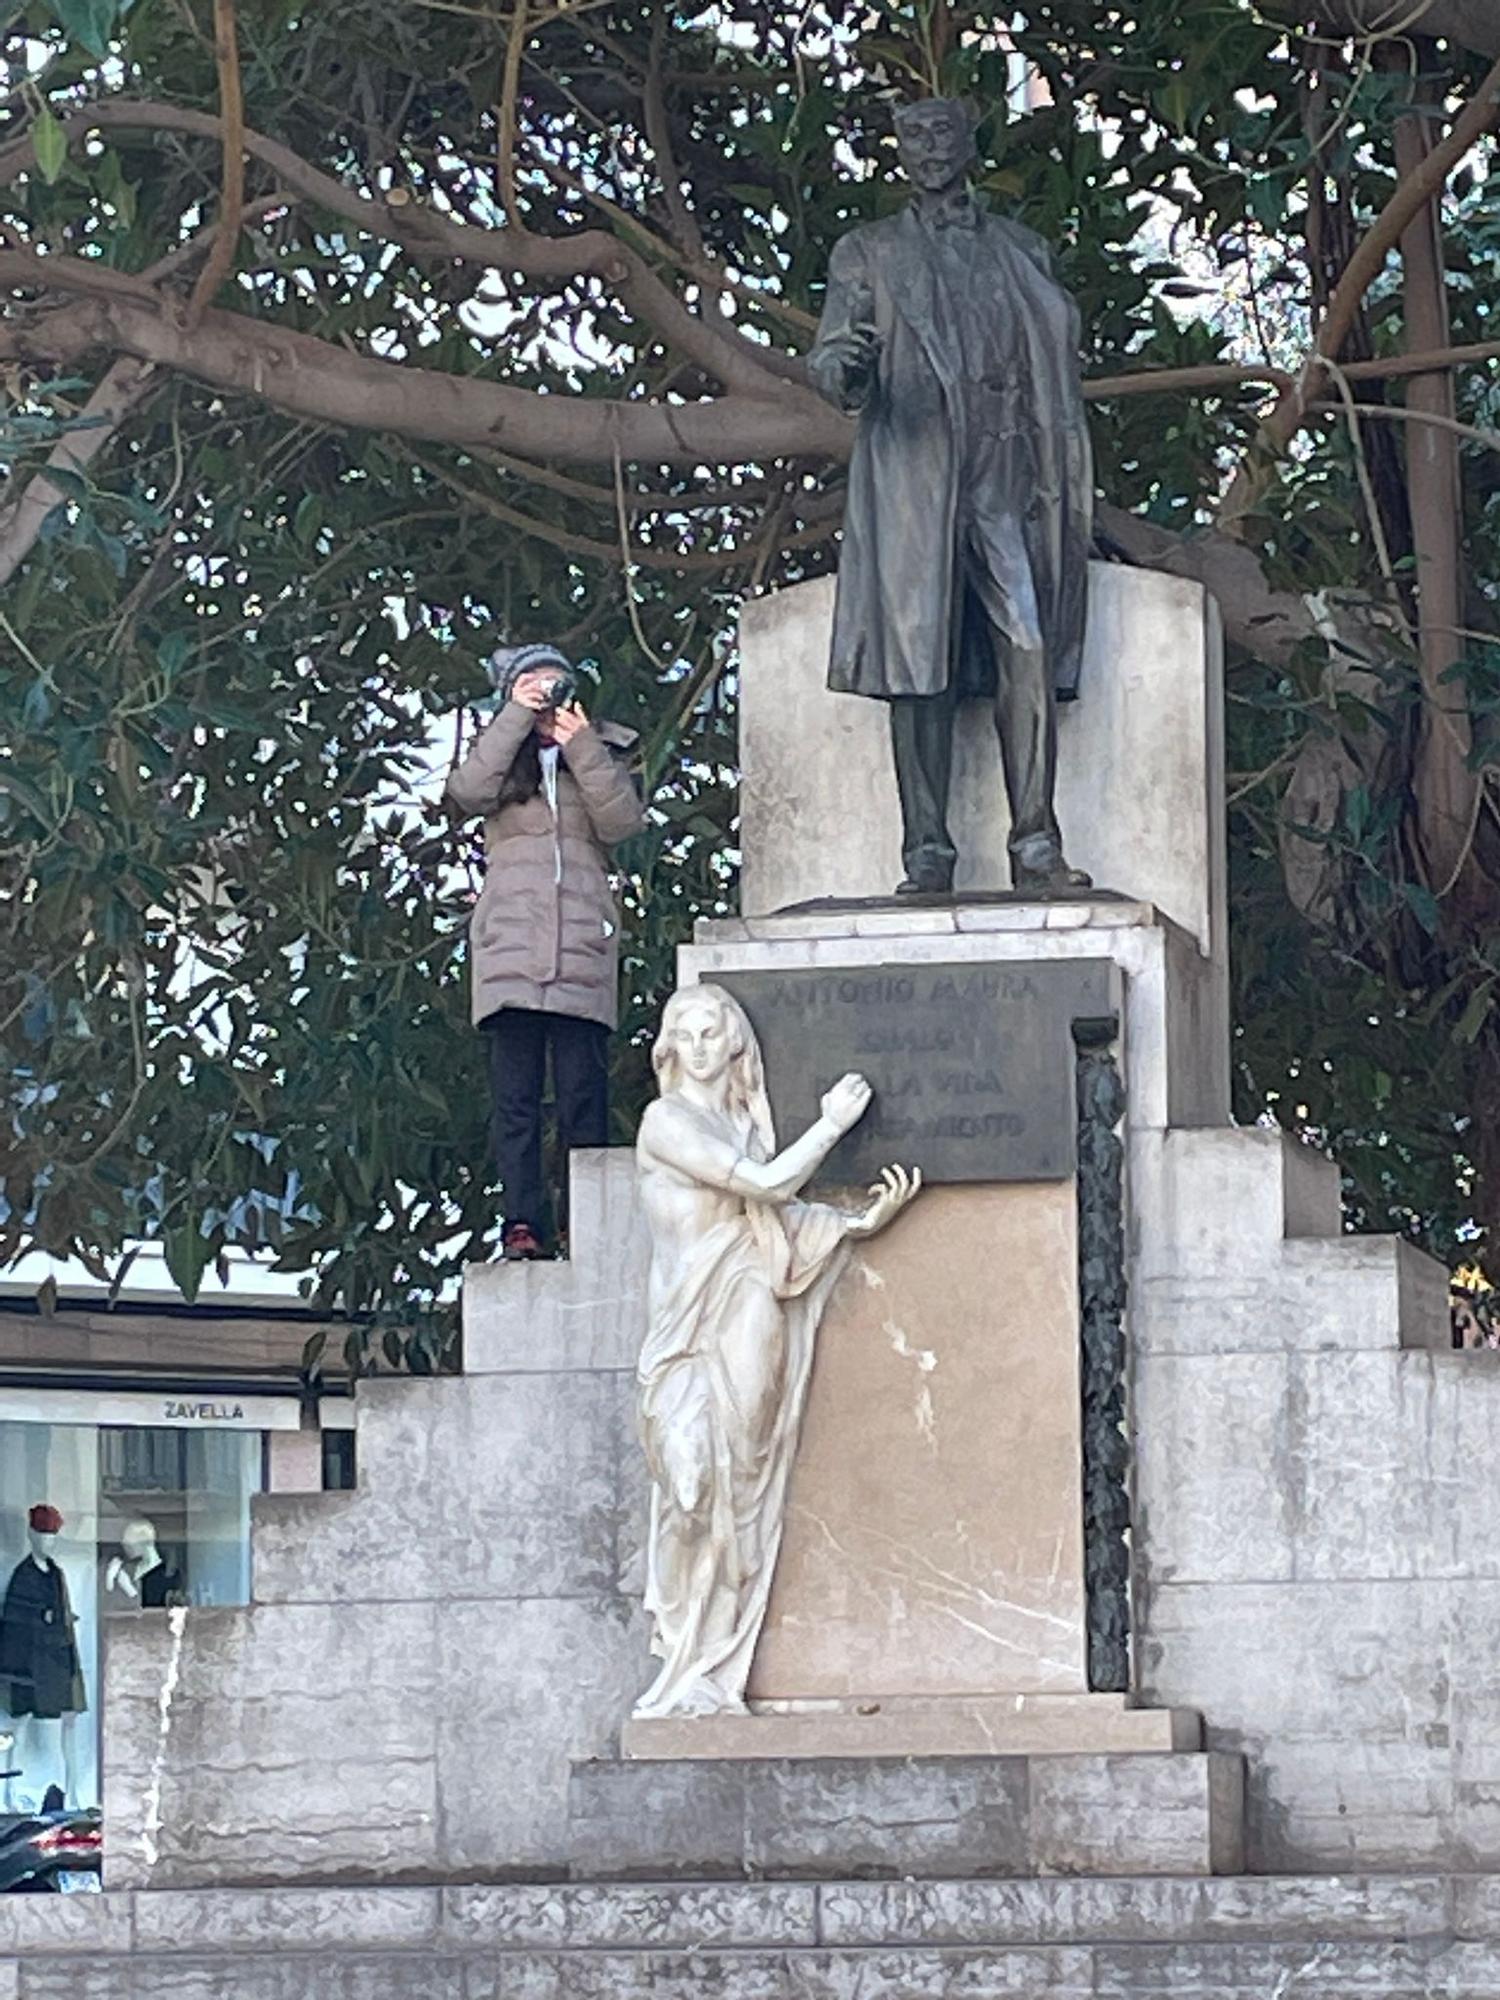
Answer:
[{"left": 652, "top": 985, "right": 775, "bottom": 1159}]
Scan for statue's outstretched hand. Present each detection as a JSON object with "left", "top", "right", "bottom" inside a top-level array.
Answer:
[
  {"left": 847, "top": 1163, "right": 922, "bottom": 1239},
  {"left": 820, "top": 1071, "right": 872, "bottom": 1135}
]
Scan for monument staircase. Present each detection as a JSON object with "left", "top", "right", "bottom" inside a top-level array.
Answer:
[{"left": 6, "top": 569, "right": 1499, "bottom": 1998}]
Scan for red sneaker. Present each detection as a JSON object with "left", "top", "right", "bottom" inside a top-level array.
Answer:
[{"left": 502, "top": 1222, "right": 545, "bottom": 1261}]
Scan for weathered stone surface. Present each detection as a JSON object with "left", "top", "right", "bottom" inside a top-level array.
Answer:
[
  {"left": 568, "top": 1758, "right": 750, "bottom": 1880},
  {"left": 463, "top": 1149, "right": 648, "bottom": 1377},
  {"left": 434, "top": 1596, "right": 649, "bottom": 1872},
  {"left": 442, "top": 1882, "right": 819, "bottom": 1949},
  {"left": 739, "top": 1757, "right": 1033, "bottom": 1880},
  {"left": 568, "top": 1752, "right": 1240, "bottom": 1881},
  {"left": 817, "top": 1872, "right": 1453, "bottom": 1945},
  {"left": 1137, "top": 1579, "right": 1454, "bottom": 1872},
  {"left": 103, "top": 1600, "right": 443, "bottom": 1890},
  {"left": 14, "top": 1960, "right": 467, "bottom": 2000},
  {"left": 1029, "top": 1752, "right": 1243, "bottom": 1877},
  {"left": 1286, "top": 1351, "right": 1458, "bottom": 1582},
  {"left": 1090, "top": 1940, "right": 1488, "bottom": 1997},
  {"left": 1135, "top": 1234, "right": 1449, "bottom": 1358},
  {"left": 1132, "top": 1352, "right": 1296, "bottom": 1584},
  {"left": 20, "top": 1875, "right": 1500, "bottom": 2000},
  {"left": 253, "top": 1372, "right": 632, "bottom": 1605},
  {"left": 1130, "top": 1128, "right": 1340, "bottom": 1289},
  {"left": 130, "top": 1888, "right": 439, "bottom": 1953},
  {"left": 0, "top": 1899, "right": 132, "bottom": 1955},
  {"left": 751, "top": 1184, "right": 1089, "bottom": 1703},
  {"left": 478, "top": 1946, "right": 1097, "bottom": 1999}
]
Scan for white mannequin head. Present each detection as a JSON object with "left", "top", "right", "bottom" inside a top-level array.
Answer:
[{"left": 121, "top": 1519, "right": 159, "bottom": 1565}]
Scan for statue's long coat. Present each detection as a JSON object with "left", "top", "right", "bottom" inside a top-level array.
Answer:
[{"left": 809, "top": 204, "right": 1093, "bottom": 703}]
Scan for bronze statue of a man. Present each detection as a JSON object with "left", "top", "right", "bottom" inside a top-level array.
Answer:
[{"left": 809, "top": 98, "right": 1094, "bottom": 898}]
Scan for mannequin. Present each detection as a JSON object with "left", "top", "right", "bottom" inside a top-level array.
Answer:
[
  {"left": 104, "top": 1518, "right": 182, "bottom": 1610},
  {"left": 0, "top": 1504, "right": 84, "bottom": 1808}
]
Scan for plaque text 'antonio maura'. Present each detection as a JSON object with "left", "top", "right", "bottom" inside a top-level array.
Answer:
[{"left": 715, "top": 958, "right": 1115, "bottom": 1186}]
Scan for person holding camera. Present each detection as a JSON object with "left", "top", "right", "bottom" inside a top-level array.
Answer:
[{"left": 445, "top": 643, "right": 645, "bottom": 1259}]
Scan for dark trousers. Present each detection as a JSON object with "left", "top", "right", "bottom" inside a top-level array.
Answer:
[
  {"left": 890, "top": 500, "right": 1062, "bottom": 886},
  {"left": 482, "top": 1008, "right": 609, "bottom": 1239}
]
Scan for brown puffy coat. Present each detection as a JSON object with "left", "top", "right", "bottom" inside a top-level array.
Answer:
[{"left": 445, "top": 701, "right": 645, "bottom": 1030}]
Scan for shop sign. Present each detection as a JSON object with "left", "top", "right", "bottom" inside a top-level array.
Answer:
[{"left": 0, "top": 1387, "right": 303, "bottom": 1431}]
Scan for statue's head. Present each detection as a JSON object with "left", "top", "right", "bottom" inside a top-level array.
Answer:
[
  {"left": 653, "top": 985, "right": 775, "bottom": 1158},
  {"left": 893, "top": 97, "right": 976, "bottom": 194}
]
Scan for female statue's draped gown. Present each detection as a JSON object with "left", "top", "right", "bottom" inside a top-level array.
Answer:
[{"left": 634, "top": 1114, "right": 851, "bottom": 1720}]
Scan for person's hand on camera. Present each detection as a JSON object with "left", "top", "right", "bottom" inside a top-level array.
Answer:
[
  {"left": 511, "top": 668, "right": 559, "bottom": 712},
  {"left": 550, "top": 701, "right": 590, "bottom": 745}
]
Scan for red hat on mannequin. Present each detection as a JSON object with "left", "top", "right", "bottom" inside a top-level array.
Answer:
[{"left": 28, "top": 1503, "right": 64, "bottom": 1534}]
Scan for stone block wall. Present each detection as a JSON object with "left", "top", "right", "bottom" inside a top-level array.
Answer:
[
  {"left": 100, "top": 1128, "right": 1494, "bottom": 1886},
  {"left": 102, "top": 1152, "right": 651, "bottom": 1890},
  {"left": 1130, "top": 1126, "right": 1492, "bottom": 1871}
]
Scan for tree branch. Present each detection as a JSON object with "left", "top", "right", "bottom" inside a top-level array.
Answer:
[
  {"left": 0, "top": 359, "right": 156, "bottom": 590},
  {"left": 0, "top": 97, "right": 787, "bottom": 399},
  {"left": 186, "top": 0, "right": 244, "bottom": 326},
  {"left": 1218, "top": 49, "right": 1500, "bottom": 527},
  {"left": 644, "top": 15, "right": 705, "bottom": 261},
  {"left": 0, "top": 246, "right": 849, "bottom": 466},
  {"left": 497, "top": 0, "right": 528, "bottom": 230},
  {"left": 1257, "top": 0, "right": 1500, "bottom": 59},
  {"left": 0, "top": 195, "right": 287, "bottom": 589},
  {"left": 398, "top": 441, "right": 838, "bottom": 569}
]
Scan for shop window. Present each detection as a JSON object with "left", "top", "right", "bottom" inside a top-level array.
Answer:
[{"left": 1, "top": 1422, "right": 262, "bottom": 1815}]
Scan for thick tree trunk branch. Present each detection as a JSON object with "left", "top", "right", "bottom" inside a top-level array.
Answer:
[
  {"left": 0, "top": 97, "right": 782, "bottom": 399},
  {"left": 0, "top": 248, "right": 847, "bottom": 465},
  {"left": 1218, "top": 49, "right": 1500, "bottom": 528},
  {"left": 0, "top": 196, "right": 285, "bottom": 589},
  {"left": 1391, "top": 55, "right": 1474, "bottom": 893},
  {"left": 644, "top": 17, "right": 705, "bottom": 261}
]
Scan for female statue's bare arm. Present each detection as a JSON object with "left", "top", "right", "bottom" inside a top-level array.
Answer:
[{"left": 639, "top": 1075, "right": 874, "bottom": 1204}]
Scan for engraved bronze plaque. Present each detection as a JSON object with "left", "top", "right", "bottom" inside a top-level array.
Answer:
[{"left": 715, "top": 958, "right": 1115, "bottom": 1185}]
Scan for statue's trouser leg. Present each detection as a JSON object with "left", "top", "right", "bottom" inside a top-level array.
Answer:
[
  {"left": 963, "top": 513, "right": 1062, "bottom": 869},
  {"left": 888, "top": 691, "right": 959, "bottom": 885}
]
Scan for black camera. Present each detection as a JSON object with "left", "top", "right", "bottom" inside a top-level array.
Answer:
[{"left": 542, "top": 670, "right": 577, "bottom": 708}]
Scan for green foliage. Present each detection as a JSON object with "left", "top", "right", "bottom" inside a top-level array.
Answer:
[{"left": 3, "top": 0, "right": 1499, "bottom": 1348}]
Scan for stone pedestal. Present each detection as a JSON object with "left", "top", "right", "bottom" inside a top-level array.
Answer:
[{"left": 649, "top": 894, "right": 1198, "bottom": 1772}]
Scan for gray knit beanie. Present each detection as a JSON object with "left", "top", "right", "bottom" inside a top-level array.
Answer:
[{"left": 484, "top": 642, "right": 573, "bottom": 702}]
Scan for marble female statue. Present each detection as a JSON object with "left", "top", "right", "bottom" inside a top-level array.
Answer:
[{"left": 633, "top": 982, "right": 920, "bottom": 1720}]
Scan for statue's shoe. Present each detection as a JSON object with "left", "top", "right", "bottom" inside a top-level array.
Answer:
[
  {"left": 1013, "top": 857, "right": 1093, "bottom": 896},
  {"left": 894, "top": 870, "right": 955, "bottom": 897}
]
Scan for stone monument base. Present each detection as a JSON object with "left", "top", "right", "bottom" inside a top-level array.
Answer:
[{"left": 570, "top": 1748, "right": 1245, "bottom": 1881}]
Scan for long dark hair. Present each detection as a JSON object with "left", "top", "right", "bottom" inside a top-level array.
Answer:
[{"left": 495, "top": 732, "right": 543, "bottom": 808}]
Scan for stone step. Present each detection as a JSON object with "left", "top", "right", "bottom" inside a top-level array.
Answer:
[
  {"left": 6, "top": 1876, "right": 1500, "bottom": 1999},
  {"left": 622, "top": 1696, "right": 1203, "bottom": 1761},
  {"left": 568, "top": 1750, "right": 1244, "bottom": 1882},
  {"left": 1133, "top": 1127, "right": 1343, "bottom": 1284},
  {"left": 4, "top": 1939, "right": 1499, "bottom": 1999},
  {"left": 1136, "top": 1230, "right": 1451, "bottom": 1357},
  {"left": 463, "top": 1148, "right": 645, "bottom": 1376}
]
